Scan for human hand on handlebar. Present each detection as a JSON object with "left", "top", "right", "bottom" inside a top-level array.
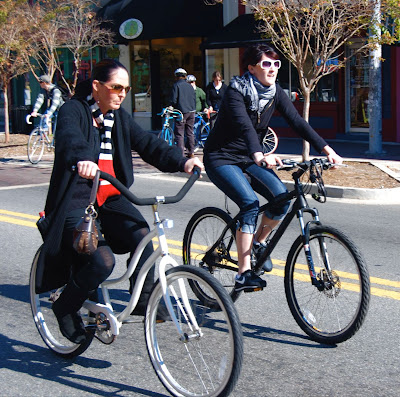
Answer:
[
  {"left": 322, "top": 145, "right": 343, "bottom": 169},
  {"left": 77, "top": 160, "right": 99, "bottom": 179},
  {"left": 253, "top": 152, "right": 283, "bottom": 168},
  {"left": 184, "top": 157, "right": 204, "bottom": 176}
]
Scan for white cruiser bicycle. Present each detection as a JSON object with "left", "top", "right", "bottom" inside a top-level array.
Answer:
[{"left": 29, "top": 168, "right": 243, "bottom": 397}]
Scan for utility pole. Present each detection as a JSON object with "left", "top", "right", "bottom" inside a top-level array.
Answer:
[{"left": 368, "top": 0, "right": 383, "bottom": 154}]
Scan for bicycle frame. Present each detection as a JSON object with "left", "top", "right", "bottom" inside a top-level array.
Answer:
[
  {"left": 82, "top": 170, "right": 202, "bottom": 340},
  {"left": 201, "top": 165, "right": 329, "bottom": 288}
]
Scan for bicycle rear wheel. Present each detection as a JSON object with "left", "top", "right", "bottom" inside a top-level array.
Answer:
[
  {"left": 158, "top": 127, "right": 175, "bottom": 146},
  {"left": 262, "top": 127, "right": 278, "bottom": 154},
  {"left": 27, "top": 128, "right": 45, "bottom": 164},
  {"left": 29, "top": 247, "right": 94, "bottom": 358},
  {"left": 284, "top": 225, "right": 370, "bottom": 344},
  {"left": 183, "top": 207, "right": 240, "bottom": 308},
  {"left": 145, "top": 266, "right": 243, "bottom": 397}
]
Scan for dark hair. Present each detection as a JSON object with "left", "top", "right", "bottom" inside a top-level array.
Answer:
[
  {"left": 91, "top": 59, "right": 128, "bottom": 83},
  {"left": 212, "top": 71, "right": 223, "bottom": 81},
  {"left": 241, "top": 44, "right": 279, "bottom": 71}
]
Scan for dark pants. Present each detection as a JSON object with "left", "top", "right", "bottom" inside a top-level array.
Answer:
[
  {"left": 62, "top": 195, "right": 153, "bottom": 292},
  {"left": 174, "top": 111, "right": 195, "bottom": 156}
]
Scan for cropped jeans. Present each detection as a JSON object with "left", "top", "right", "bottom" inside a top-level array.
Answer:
[{"left": 206, "top": 163, "right": 290, "bottom": 234}]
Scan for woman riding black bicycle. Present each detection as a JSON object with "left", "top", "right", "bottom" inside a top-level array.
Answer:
[
  {"left": 203, "top": 44, "right": 342, "bottom": 292},
  {"left": 37, "top": 59, "right": 203, "bottom": 344}
]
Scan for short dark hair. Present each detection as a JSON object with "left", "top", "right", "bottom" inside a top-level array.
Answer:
[
  {"left": 241, "top": 44, "right": 280, "bottom": 72},
  {"left": 91, "top": 59, "right": 128, "bottom": 83}
]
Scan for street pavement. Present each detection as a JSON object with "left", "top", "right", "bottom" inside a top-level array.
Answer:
[{"left": 1, "top": 134, "right": 400, "bottom": 203}]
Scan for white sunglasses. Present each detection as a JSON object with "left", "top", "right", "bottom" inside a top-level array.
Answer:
[{"left": 257, "top": 60, "right": 281, "bottom": 70}]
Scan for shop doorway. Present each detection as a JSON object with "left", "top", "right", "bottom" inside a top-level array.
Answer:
[{"left": 346, "top": 42, "right": 369, "bottom": 132}]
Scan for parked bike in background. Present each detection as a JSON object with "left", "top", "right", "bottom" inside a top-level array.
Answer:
[{"left": 157, "top": 107, "right": 183, "bottom": 146}]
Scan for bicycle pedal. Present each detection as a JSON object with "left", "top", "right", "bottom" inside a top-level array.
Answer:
[{"left": 243, "top": 287, "right": 264, "bottom": 293}]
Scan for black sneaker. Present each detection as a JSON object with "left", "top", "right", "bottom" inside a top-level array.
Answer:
[
  {"left": 252, "top": 242, "right": 273, "bottom": 272},
  {"left": 234, "top": 270, "right": 267, "bottom": 292}
]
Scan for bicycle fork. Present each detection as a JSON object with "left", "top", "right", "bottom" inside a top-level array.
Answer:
[
  {"left": 155, "top": 206, "right": 203, "bottom": 341},
  {"left": 297, "top": 208, "right": 333, "bottom": 291}
]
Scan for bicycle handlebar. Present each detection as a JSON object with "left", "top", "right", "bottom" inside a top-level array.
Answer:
[
  {"left": 157, "top": 107, "right": 183, "bottom": 121},
  {"left": 26, "top": 113, "right": 49, "bottom": 125},
  {"left": 97, "top": 167, "right": 201, "bottom": 206}
]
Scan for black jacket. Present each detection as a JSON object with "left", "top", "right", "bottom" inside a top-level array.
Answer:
[
  {"left": 204, "top": 83, "right": 327, "bottom": 168},
  {"left": 169, "top": 79, "right": 196, "bottom": 114},
  {"left": 36, "top": 82, "right": 187, "bottom": 291},
  {"left": 205, "top": 82, "right": 227, "bottom": 111}
]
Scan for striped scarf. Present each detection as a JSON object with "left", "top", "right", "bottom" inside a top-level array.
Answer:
[{"left": 87, "top": 94, "right": 120, "bottom": 206}]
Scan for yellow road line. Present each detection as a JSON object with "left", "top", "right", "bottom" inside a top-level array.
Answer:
[
  {"left": 0, "top": 209, "right": 38, "bottom": 220},
  {"left": 2, "top": 210, "right": 399, "bottom": 300}
]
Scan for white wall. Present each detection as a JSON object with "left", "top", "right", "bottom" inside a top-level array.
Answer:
[{"left": 118, "top": 44, "right": 132, "bottom": 114}]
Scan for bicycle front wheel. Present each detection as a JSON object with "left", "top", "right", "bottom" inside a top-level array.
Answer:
[
  {"left": 145, "top": 266, "right": 243, "bottom": 397},
  {"left": 158, "top": 127, "right": 175, "bottom": 146},
  {"left": 284, "top": 226, "right": 370, "bottom": 344},
  {"left": 27, "top": 128, "right": 45, "bottom": 164},
  {"left": 183, "top": 207, "right": 240, "bottom": 308},
  {"left": 29, "top": 247, "right": 94, "bottom": 358}
]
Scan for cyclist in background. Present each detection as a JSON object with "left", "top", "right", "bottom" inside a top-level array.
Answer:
[
  {"left": 169, "top": 68, "right": 196, "bottom": 158},
  {"left": 187, "top": 74, "right": 208, "bottom": 113},
  {"left": 31, "top": 74, "right": 65, "bottom": 135},
  {"left": 203, "top": 44, "right": 342, "bottom": 292}
]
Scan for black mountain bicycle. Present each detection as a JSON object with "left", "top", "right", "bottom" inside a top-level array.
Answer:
[{"left": 183, "top": 158, "right": 370, "bottom": 345}]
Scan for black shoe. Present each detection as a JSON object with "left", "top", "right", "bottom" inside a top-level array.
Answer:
[
  {"left": 234, "top": 270, "right": 267, "bottom": 292},
  {"left": 51, "top": 279, "right": 89, "bottom": 344},
  {"left": 53, "top": 303, "right": 87, "bottom": 344},
  {"left": 252, "top": 242, "right": 273, "bottom": 272}
]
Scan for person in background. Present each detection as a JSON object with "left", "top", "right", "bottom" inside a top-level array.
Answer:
[
  {"left": 205, "top": 71, "right": 228, "bottom": 129},
  {"left": 37, "top": 59, "right": 203, "bottom": 344},
  {"left": 169, "top": 68, "right": 196, "bottom": 158},
  {"left": 31, "top": 74, "right": 64, "bottom": 135},
  {"left": 203, "top": 44, "right": 342, "bottom": 292},
  {"left": 187, "top": 74, "right": 208, "bottom": 113}
]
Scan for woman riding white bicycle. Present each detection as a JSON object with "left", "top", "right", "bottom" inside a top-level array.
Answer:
[
  {"left": 37, "top": 59, "right": 203, "bottom": 344},
  {"left": 203, "top": 43, "right": 342, "bottom": 292}
]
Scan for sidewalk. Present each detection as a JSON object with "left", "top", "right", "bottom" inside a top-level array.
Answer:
[{"left": 156, "top": 137, "right": 400, "bottom": 203}]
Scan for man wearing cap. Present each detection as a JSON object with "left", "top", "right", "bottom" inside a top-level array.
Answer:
[
  {"left": 169, "top": 68, "right": 196, "bottom": 158},
  {"left": 31, "top": 74, "right": 65, "bottom": 135}
]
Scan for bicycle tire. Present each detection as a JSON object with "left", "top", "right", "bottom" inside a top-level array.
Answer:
[
  {"left": 29, "top": 246, "right": 94, "bottom": 358},
  {"left": 284, "top": 225, "right": 370, "bottom": 345},
  {"left": 158, "top": 127, "right": 175, "bottom": 146},
  {"left": 145, "top": 265, "right": 243, "bottom": 397},
  {"left": 262, "top": 127, "right": 278, "bottom": 155},
  {"left": 183, "top": 207, "right": 241, "bottom": 308},
  {"left": 27, "top": 128, "right": 45, "bottom": 164},
  {"left": 198, "top": 122, "right": 210, "bottom": 148}
]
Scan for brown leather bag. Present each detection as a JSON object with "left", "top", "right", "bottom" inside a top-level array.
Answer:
[
  {"left": 72, "top": 208, "right": 99, "bottom": 255},
  {"left": 72, "top": 172, "right": 100, "bottom": 255}
]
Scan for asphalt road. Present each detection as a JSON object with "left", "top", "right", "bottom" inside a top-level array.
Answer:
[{"left": 0, "top": 166, "right": 399, "bottom": 396}]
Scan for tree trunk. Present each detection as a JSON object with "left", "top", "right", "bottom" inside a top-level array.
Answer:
[
  {"left": 3, "top": 84, "right": 10, "bottom": 144},
  {"left": 301, "top": 90, "right": 311, "bottom": 161}
]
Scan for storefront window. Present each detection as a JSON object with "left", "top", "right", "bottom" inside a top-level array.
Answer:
[
  {"left": 347, "top": 46, "right": 369, "bottom": 129},
  {"left": 277, "top": 57, "right": 338, "bottom": 103},
  {"left": 130, "top": 44, "right": 151, "bottom": 112},
  {"left": 205, "top": 49, "right": 225, "bottom": 86}
]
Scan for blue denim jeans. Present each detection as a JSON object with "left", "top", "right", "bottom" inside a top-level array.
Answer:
[{"left": 206, "top": 163, "right": 290, "bottom": 233}]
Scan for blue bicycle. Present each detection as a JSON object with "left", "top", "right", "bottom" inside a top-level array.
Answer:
[
  {"left": 157, "top": 107, "right": 183, "bottom": 146},
  {"left": 193, "top": 111, "right": 212, "bottom": 152}
]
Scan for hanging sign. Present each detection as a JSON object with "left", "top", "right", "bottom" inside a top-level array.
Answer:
[{"left": 119, "top": 19, "right": 143, "bottom": 39}]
